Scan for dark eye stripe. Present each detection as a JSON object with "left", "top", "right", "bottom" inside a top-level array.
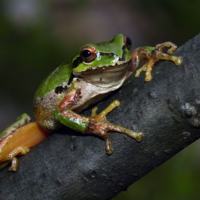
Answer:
[
  {"left": 99, "top": 52, "right": 114, "bottom": 56},
  {"left": 119, "top": 45, "right": 126, "bottom": 61},
  {"left": 73, "top": 48, "right": 127, "bottom": 68},
  {"left": 68, "top": 73, "right": 74, "bottom": 84},
  {"left": 99, "top": 52, "right": 125, "bottom": 60},
  {"left": 73, "top": 57, "right": 82, "bottom": 68}
]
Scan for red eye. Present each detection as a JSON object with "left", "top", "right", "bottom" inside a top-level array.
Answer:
[
  {"left": 123, "top": 36, "right": 132, "bottom": 50},
  {"left": 80, "top": 46, "right": 96, "bottom": 63}
]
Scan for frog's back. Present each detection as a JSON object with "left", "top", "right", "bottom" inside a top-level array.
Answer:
[{"left": 33, "top": 62, "right": 73, "bottom": 132}]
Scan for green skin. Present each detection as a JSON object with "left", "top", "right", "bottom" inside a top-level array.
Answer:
[{"left": 1, "top": 34, "right": 183, "bottom": 155}]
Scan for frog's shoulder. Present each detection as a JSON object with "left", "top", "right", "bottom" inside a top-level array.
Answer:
[{"left": 34, "top": 61, "right": 73, "bottom": 99}]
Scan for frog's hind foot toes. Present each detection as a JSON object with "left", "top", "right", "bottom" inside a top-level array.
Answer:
[
  {"left": 8, "top": 157, "right": 18, "bottom": 171},
  {"left": 132, "top": 132, "right": 144, "bottom": 142}
]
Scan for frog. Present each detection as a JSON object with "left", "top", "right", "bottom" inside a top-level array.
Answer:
[
  {"left": 33, "top": 34, "right": 183, "bottom": 154},
  {"left": 0, "top": 34, "right": 183, "bottom": 170}
]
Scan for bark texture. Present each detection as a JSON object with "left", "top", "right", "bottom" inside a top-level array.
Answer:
[{"left": 0, "top": 34, "right": 200, "bottom": 200}]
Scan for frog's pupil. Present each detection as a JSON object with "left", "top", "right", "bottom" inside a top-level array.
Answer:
[{"left": 82, "top": 50, "right": 91, "bottom": 58}]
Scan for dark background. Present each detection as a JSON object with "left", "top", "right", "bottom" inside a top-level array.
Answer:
[{"left": 0, "top": 1, "right": 200, "bottom": 199}]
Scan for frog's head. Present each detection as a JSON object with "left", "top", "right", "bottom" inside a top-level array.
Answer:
[{"left": 72, "top": 34, "right": 132, "bottom": 85}]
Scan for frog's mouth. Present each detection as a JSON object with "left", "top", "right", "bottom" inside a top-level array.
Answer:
[
  {"left": 74, "top": 60, "right": 132, "bottom": 88},
  {"left": 74, "top": 59, "right": 131, "bottom": 76}
]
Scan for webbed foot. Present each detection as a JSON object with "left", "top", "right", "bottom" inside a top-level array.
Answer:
[
  {"left": 134, "top": 42, "right": 183, "bottom": 81},
  {"left": 86, "top": 100, "right": 144, "bottom": 154}
]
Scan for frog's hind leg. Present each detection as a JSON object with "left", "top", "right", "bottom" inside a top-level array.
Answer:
[
  {"left": 0, "top": 120, "right": 50, "bottom": 171},
  {"left": 133, "top": 42, "right": 183, "bottom": 81}
]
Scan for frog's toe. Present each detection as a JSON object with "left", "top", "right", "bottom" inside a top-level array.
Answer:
[
  {"left": 106, "top": 146, "right": 114, "bottom": 155},
  {"left": 8, "top": 157, "right": 18, "bottom": 171},
  {"left": 129, "top": 131, "right": 144, "bottom": 142},
  {"left": 135, "top": 132, "right": 144, "bottom": 142},
  {"left": 174, "top": 56, "right": 183, "bottom": 65}
]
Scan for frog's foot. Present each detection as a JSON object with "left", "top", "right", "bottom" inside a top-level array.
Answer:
[
  {"left": 8, "top": 147, "right": 30, "bottom": 171},
  {"left": 134, "top": 42, "right": 183, "bottom": 81},
  {"left": 0, "top": 160, "right": 18, "bottom": 171},
  {"left": 6, "top": 147, "right": 30, "bottom": 171},
  {"left": 0, "top": 146, "right": 30, "bottom": 171},
  {"left": 86, "top": 100, "right": 144, "bottom": 154}
]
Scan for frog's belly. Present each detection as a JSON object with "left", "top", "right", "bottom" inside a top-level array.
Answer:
[
  {"left": 33, "top": 90, "right": 66, "bottom": 132},
  {"left": 33, "top": 75, "right": 126, "bottom": 132},
  {"left": 71, "top": 77, "right": 126, "bottom": 112}
]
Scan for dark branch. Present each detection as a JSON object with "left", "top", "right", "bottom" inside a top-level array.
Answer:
[{"left": 0, "top": 34, "right": 200, "bottom": 200}]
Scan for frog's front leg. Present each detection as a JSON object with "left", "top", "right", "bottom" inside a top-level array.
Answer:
[
  {"left": 55, "top": 83, "right": 143, "bottom": 155},
  {"left": 131, "top": 42, "right": 183, "bottom": 81}
]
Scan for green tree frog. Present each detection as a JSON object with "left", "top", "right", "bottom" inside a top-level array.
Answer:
[
  {"left": 0, "top": 34, "right": 183, "bottom": 170},
  {"left": 33, "top": 34, "right": 182, "bottom": 154}
]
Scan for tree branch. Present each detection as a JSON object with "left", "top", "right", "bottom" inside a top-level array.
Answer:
[{"left": 0, "top": 34, "right": 200, "bottom": 200}]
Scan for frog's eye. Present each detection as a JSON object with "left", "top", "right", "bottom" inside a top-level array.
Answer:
[
  {"left": 80, "top": 46, "right": 96, "bottom": 63},
  {"left": 123, "top": 36, "right": 132, "bottom": 50}
]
